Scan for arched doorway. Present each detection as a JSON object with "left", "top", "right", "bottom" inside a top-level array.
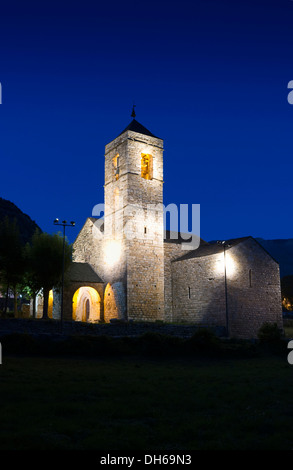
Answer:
[
  {"left": 104, "top": 282, "right": 125, "bottom": 322},
  {"left": 35, "top": 289, "right": 54, "bottom": 319},
  {"left": 104, "top": 283, "right": 118, "bottom": 323},
  {"left": 72, "top": 287, "right": 101, "bottom": 323}
]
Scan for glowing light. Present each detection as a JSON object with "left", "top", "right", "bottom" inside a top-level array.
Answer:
[
  {"left": 104, "top": 239, "right": 121, "bottom": 266},
  {"left": 48, "top": 289, "right": 53, "bottom": 319},
  {"left": 141, "top": 153, "right": 153, "bottom": 180},
  {"left": 113, "top": 154, "right": 120, "bottom": 180},
  {"left": 215, "top": 252, "right": 236, "bottom": 277},
  {"left": 72, "top": 286, "right": 101, "bottom": 323}
]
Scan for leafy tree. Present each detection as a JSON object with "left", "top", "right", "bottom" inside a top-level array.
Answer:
[
  {"left": 22, "top": 241, "right": 43, "bottom": 318},
  {"left": 27, "top": 231, "right": 72, "bottom": 319},
  {"left": 0, "top": 217, "right": 26, "bottom": 316}
]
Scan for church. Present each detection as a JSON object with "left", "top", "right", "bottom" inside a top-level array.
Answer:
[{"left": 48, "top": 114, "right": 283, "bottom": 339}]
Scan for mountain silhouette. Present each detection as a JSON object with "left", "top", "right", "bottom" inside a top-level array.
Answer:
[{"left": 0, "top": 197, "right": 42, "bottom": 245}]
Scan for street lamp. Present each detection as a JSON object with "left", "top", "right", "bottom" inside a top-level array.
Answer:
[
  {"left": 53, "top": 219, "right": 75, "bottom": 331},
  {"left": 217, "top": 240, "right": 231, "bottom": 337}
]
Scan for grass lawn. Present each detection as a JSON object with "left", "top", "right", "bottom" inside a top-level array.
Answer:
[{"left": 1, "top": 349, "right": 293, "bottom": 451}]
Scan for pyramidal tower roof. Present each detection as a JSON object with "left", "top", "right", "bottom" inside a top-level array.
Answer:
[
  {"left": 114, "top": 105, "right": 160, "bottom": 139},
  {"left": 118, "top": 118, "right": 158, "bottom": 138}
]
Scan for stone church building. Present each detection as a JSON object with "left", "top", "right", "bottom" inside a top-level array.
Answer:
[{"left": 49, "top": 116, "right": 283, "bottom": 339}]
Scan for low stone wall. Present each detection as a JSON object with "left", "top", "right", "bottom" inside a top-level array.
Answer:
[{"left": 0, "top": 318, "right": 226, "bottom": 338}]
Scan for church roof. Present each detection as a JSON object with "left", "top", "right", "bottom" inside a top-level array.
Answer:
[
  {"left": 66, "top": 262, "right": 104, "bottom": 283},
  {"left": 118, "top": 119, "right": 160, "bottom": 139},
  {"left": 172, "top": 237, "right": 252, "bottom": 262}
]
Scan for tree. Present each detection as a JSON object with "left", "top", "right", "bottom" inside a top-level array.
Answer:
[
  {"left": 22, "top": 241, "right": 43, "bottom": 319},
  {"left": 27, "top": 231, "right": 72, "bottom": 319},
  {"left": 0, "top": 217, "right": 26, "bottom": 316}
]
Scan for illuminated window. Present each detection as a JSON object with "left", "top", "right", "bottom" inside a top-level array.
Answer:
[
  {"left": 141, "top": 153, "right": 153, "bottom": 180},
  {"left": 113, "top": 154, "right": 120, "bottom": 180}
]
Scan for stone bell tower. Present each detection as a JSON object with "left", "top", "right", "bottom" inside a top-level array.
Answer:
[{"left": 103, "top": 110, "right": 165, "bottom": 321}]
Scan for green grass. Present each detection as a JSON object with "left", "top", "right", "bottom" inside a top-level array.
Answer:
[{"left": 1, "top": 351, "right": 293, "bottom": 450}]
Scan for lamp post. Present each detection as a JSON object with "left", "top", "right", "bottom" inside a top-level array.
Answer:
[
  {"left": 217, "top": 240, "right": 231, "bottom": 337},
  {"left": 53, "top": 219, "right": 75, "bottom": 331}
]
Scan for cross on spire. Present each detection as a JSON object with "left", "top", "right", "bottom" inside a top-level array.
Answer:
[{"left": 131, "top": 104, "right": 136, "bottom": 118}]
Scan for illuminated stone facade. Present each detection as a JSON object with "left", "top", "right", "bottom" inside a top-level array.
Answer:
[
  {"left": 171, "top": 237, "right": 283, "bottom": 338},
  {"left": 69, "top": 118, "right": 283, "bottom": 339},
  {"left": 73, "top": 120, "right": 164, "bottom": 322}
]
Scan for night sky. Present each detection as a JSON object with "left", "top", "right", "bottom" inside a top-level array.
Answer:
[{"left": 1, "top": 0, "right": 293, "bottom": 244}]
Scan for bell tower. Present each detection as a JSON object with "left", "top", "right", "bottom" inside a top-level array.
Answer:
[{"left": 103, "top": 112, "right": 164, "bottom": 321}]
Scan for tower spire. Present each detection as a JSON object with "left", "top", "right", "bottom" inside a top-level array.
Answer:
[{"left": 131, "top": 104, "right": 136, "bottom": 119}]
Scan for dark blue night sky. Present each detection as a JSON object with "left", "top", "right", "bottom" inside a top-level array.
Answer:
[{"left": 1, "top": 0, "right": 293, "bottom": 244}]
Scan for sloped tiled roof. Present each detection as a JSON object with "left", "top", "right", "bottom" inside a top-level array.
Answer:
[
  {"left": 66, "top": 262, "right": 104, "bottom": 283},
  {"left": 172, "top": 237, "right": 252, "bottom": 262}
]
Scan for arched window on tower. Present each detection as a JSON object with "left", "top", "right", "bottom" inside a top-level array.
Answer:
[
  {"left": 113, "top": 154, "right": 120, "bottom": 180},
  {"left": 141, "top": 153, "right": 153, "bottom": 180}
]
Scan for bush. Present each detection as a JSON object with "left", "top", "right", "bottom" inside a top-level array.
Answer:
[
  {"left": 257, "top": 322, "right": 283, "bottom": 343},
  {"left": 187, "top": 328, "right": 221, "bottom": 353},
  {"left": 135, "top": 331, "right": 183, "bottom": 356}
]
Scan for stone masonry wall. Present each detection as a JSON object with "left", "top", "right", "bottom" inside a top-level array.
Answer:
[
  {"left": 104, "top": 130, "right": 165, "bottom": 322},
  {"left": 164, "top": 241, "right": 186, "bottom": 322},
  {"left": 226, "top": 238, "right": 283, "bottom": 339},
  {"left": 171, "top": 238, "right": 283, "bottom": 339},
  {"left": 127, "top": 238, "right": 164, "bottom": 321},
  {"left": 172, "top": 254, "right": 227, "bottom": 328},
  {"left": 0, "top": 317, "right": 226, "bottom": 338}
]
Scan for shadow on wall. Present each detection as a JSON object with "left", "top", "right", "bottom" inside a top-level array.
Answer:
[{"left": 173, "top": 281, "right": 282, "bottom": 339}]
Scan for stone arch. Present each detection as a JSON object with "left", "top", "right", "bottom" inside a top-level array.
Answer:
[
  {"left": 104, "top": 283, "right": 118, "bottom": 323},
  {"left": 72, "top": 286, "right": 101, "bottom": 323},
  {"left": 48, "top": 290, "right": 53, "bottom": 319},
  {"left": 35, "top": 292, "right": 43, "bottom": 318},
  {"left": 104, "top": 282, "right": 126, "bottom": 322},
  {"left": 35, "top": 289, "right": 54, "bottom": 319}
]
